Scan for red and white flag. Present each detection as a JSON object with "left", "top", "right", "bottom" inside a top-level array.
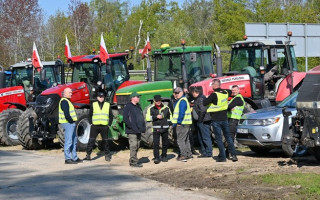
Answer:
[
  {"left": 65, "top": 36, "right": 72, "bottom": 59},
  {"left": 32, "top": 42, "right": 43, "bottom": 71},
  {"left": 141, "top": 34, "right": 151, "bottom": 59},
  {"left": 99, "top": 33, "right": 109, "bottom": 63}
]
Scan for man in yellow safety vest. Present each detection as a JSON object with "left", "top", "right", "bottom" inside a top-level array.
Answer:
[
  {"left": 203, "top": 79, "right": 238, "bottom": 162},
  {"left": 84, "top": 92, "right": 113, "bottom": 162},
  {"left": 172, "top": 87, "right": 192, "bottom": 162},
  {"left": 59, "top": 87, "right": 82, "bottom": 164}
]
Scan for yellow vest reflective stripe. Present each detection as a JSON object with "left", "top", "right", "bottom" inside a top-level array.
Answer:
[
  {"left": 207, "top": 92, "right": 228, "bottom": 112},
  {"left": 59, "top": 98, "right": 78, "bottom": 123},
  {"left": 92, "top": 102, "right": 110, "bottom": 125},
  {"left": 227, "top": 94, "right": 245, "bottom": 119},
  {"left": 172, "top": 97, "right": 192, "bottom": 124}
]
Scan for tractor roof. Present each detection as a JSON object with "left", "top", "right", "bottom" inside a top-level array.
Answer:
[
  {"left": 10, "top": 61, "right": 56, "bottom": 68},
  {"left": 69, "top": 52, "right": 128, "bottom": 63},
  {"left": 231, "top": 39, "right": 296, "bottom": 47},
  {"left": 152, "top": 45, "right": 212, "bottom": 54}
]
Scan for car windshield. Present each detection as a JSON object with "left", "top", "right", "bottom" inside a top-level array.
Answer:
[{"left": 277, "top": 91, "right": 298, "bottom": 108}]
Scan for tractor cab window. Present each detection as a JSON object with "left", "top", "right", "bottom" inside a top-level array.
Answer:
[
  {"left": 185, "top": 52, "right": 213, "bottom": 83},
  {"left": 11, "top": 67, "right": 33, "bottom": 88},
  {"left": 72, "top": 62, "right": 99, "bottom": 84},
  {"left": 101, "top": 57, "right": 129, "bottom": 90},
  {"left": 34, "top": 65, "right": 56, "bottom": 90},
  {"left": 230, "top": 48, "right": 262, "bottom": 78},
  {"left": 154, "top": 54, "right": 182, "bottom": 81}
]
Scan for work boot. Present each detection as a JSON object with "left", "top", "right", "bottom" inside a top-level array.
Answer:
[
  {"left": 226, "top": 149, "right": 232, "bottom": 160},
  {"left": 161, "top": 156, "right": 168, "bottom": 162},
  {"left": 192, "top": 150, "right": 200, "bottom": 156},
  {"left": 154, "top": 158, "right": 161, "bottom": 164},
  {"left": 232, "top": 155, "right": 238, "bottom": 162},
  {"left": 105, "top": 154, "right": 111, "bottom": 162},
  {"left": 83, "top": 154, "right": 91, "bottom": 161}
]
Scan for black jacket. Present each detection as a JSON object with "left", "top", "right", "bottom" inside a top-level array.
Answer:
[
  {"left": 193, "top": 94, "right": 211, "bottom": 122},
  {"left": 147, "top": 104, "right": 172, "bottom": 130},
  {"left": 123, "top": 102, "right": 146, "bottom": 134},
  {"left": 203, "top": 88, "right": 232, "bottom": 121}
]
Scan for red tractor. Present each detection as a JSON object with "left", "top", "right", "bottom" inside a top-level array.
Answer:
[
  {"left": 17, "top": 52, "right": 143, "bottom": 150},
  {"left": 190, "top": 36, "right": 306, "bottom": 110},
  {"left": 0, "top": 60, "right": 63, "bottom": 146}
]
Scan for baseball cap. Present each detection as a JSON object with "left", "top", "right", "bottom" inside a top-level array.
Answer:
[
  {"left": 154, "top": 95, "right": 162, "bottom": 101},
  {"left": 97, "top": 92, "right": 105, "bottom": 97},
  {"left": 130, "top": 91, "right": 141, "bottom": 98}
]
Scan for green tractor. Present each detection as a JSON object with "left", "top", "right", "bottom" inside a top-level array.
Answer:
[{"left": 113, "top": 42, "right": 215, "bottom": 147}]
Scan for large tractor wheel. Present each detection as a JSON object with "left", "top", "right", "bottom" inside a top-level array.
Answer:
[
  {"left": 57, "top": 109, "right": 91, "bottom": 152},
  {"left": 17, "top": 108, "right": 43, "bottom": 150},
  {"left": 281, "top": 129, "right": 307, "bottom": 157},
  {"left": 0, "top": 109, "right": 23, "bottom": 146},
  {"left": 248, "top": 146, "right": 271, "bottom": 155}
]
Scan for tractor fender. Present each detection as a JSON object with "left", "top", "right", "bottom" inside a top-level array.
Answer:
[{"left": 3, "top": 102, "right": 26, "bottom": 111}]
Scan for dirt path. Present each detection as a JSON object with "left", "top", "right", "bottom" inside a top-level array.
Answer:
[{"left": 1, "top": 145, "right": 320, "bottom": 199}]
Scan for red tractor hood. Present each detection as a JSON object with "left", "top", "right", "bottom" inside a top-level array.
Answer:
[
  {"left": 190, "top": 74, "right": 252, "bottom": 97},
  {"left": 41, "top": 82, "right": 90, "bottom": 105}
]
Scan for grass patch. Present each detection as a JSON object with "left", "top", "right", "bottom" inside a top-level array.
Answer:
[
  {"left": 236, "top": 168, "right": 246, "bottom": 173},
  {"left": 260, "top": 172, "right": 320, "bottom": 198}
]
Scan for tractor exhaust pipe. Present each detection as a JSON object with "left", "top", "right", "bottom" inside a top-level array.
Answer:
[{"left": 214, "top": 43, "right": 223, "bottom": 77}]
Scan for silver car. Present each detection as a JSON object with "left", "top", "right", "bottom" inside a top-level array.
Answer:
[{"left": 236, "top": 91, "right": 305, "bottom": 157}]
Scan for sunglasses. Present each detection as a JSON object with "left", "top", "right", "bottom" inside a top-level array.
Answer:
[{"left": 174, "top": 92, "right": 180, "bottom": 94}]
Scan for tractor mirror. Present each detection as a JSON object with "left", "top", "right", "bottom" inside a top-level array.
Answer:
[
  {"left": 190, "top": 53, "right": 197, "bottom": 62},
  {"left": 270, "top": 48, "right": 278, "bottom": 62},
  {"left": 40, "top": 69, "right": 47, "bottom": 81},
  {"left": 128, "top": 63, "right": 134, "bottom": 70},
  {"left": 0, "top": 72, "right": 5, "bottom": 89}
]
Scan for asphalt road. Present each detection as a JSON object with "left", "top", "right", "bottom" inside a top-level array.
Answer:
[{"left": 0, "top": 150, "right": 219, "bottom": 200}]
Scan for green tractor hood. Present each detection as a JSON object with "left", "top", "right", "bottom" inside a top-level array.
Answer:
[{"left": 116, "top": 81, "right": 173, "bottom": 109}]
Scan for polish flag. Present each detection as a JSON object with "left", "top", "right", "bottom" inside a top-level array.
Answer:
[
  {"left": 141, "top": 34, "right": 151, "bottom": 59},
  {"left": 99, "top": 33, "right": 109, "bottom": 63},
  {"left": 65, "top": 36, "right": 72, "bottom": 59},
  {"left": 32, "top": 42, "right": 43, "bottom": 71}
]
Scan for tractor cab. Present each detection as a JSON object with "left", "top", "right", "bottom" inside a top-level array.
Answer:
[
  {"left": 152, "top": 44, "right": 214, "bottom": 88},
  {"left": 229, "top": 39, "right": 298, "bottom": 101},
  {"left": 9, "top": 60, "right": 62, "bottom": 101},
  {"left": 68, "top": 53, "right": 130, "bottom": 102}
]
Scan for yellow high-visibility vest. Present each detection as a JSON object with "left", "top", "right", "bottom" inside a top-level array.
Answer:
[
  {"left": 207, "top": 92, "right": 228, "bottom": 112},
  {"left": 59, "top": 97, "right": 77, "bottom": 123},
  {"left": 92, "top": 102, "right": 110, "bottom": 125},
  {"left": 172, "top": 97, "right": 192, "bottom": 124},
  {"left": 227, "top": 94, "right": 245, "bottom": 119}
]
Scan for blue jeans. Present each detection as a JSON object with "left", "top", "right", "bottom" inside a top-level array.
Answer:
[
  {"left": 197, "top": 121, "right": 212, "bottom": 156},
  {"left": 211, "top": 120, "right": 236, "bottom": 159},
  {"left": 62, "top": 123, "right": 78, "bottom": 161}
]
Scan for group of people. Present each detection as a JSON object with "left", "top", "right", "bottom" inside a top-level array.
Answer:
[{"left": 59, "top": 78, "right": 245, "bottom": 167}]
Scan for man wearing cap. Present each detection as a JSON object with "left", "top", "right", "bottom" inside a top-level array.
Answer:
[
  {"left": 172, "top": 87, "right": 192, "bottom": 162},
  {"left": 84, "top": 92, "right": 113, "bottom": 162},
  {"left": 59, "top": 87, "right": 82, "bottom": 164},
  {"left": 146, "top": 95, "right": 172, "bottom": 164},
  {"left": 123, "top": 91, "right": 146, "bottom": 167}
]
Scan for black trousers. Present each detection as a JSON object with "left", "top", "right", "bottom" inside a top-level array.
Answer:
[
  {"left": 225, "top": 118, "right": 239, "bottom": 155},
  {"left": 87, "top": 125, "right": 110, "bottom": 156},
  {"left": 153, "top": 129, "right": 169, "bottom": 159}
]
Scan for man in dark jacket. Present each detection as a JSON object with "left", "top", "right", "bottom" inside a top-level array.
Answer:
[
  {"left": 192, "top": 87, "right": 212, "bottom": 158},
  {"left": 203, "top": 79, "right": 238, "bottom": 162},
  {"left": 123, "top": 91, "right": 146, "bottom": 167},
  {"left": 146, "top": 95, "right": 172, "bottom": 164}
]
